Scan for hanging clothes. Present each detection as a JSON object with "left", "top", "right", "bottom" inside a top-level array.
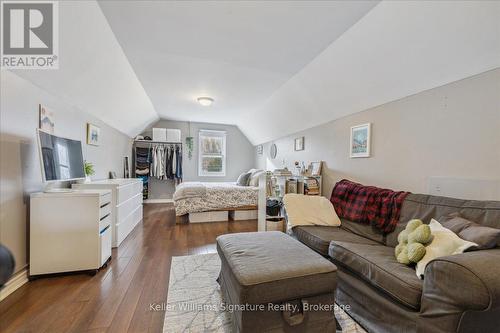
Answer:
[
  {"left": 172, "top": 145, "right": 177, "bottom": 176},
  {"left": 144, "top": 143, "right": 183, "bottom": 182},
  {"left": 175, "top": 145, "right": 183, "bottom": 182}
]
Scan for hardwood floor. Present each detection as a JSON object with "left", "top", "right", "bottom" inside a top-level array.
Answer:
[{"left": 0, "top": 204, "right": 257, "bottom": 333}]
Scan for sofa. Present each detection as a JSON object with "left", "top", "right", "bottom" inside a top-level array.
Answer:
[{"left": 290, "top": 193, "right": 500, "bottom": 333}]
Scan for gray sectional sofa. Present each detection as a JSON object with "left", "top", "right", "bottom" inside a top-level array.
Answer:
[{"left": 291, "top": 193, "right": 500, "bottom": 333}]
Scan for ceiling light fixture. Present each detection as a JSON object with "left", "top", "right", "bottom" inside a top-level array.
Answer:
[{"left": 197, "top": 97, "right": 214, "bottom": 106}]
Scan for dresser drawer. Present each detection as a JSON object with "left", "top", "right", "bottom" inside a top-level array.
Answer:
[
  {"left": 99, "top": 201, "right": 112, "bottom": 220},
  {"left": 116, "top": 205, "right": 143, "bottom": 246},
  {"left": 116, "top": 181, "right": 142, "bottom": 205},
  {"left": 99, "top": 211, "right": 111, "bottom": 232},
  {"left": 99, "top": 192, "right": 111, "bottom": 206},
  {"left": 116, "top": 193, "right": 142, "bottom": 222},
  {"left": 99, "top": 225, "right": 112, "bottom": 266}
]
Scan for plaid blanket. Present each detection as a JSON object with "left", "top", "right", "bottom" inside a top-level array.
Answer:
[{"left": 330, "top": 179, "right": 410, "bottom": 233}]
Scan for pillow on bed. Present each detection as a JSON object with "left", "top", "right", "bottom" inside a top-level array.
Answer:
[
  {"left": 236, "top": 172, "right": 252, "bottom": 186},
  {"left": 248, "top": 169, "right": 264, "bottom": 187}
]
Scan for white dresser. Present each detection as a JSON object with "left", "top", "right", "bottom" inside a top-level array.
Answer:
[
  {"left": 30, "top": 190, "right": 112, "bottom": 276},
  {"left": 73, "top": 179, "right": 143, "bottom": 247}
]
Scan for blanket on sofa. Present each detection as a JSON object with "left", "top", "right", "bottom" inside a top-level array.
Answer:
[{"left": 330, "top": 179, "right": 410, "bottom": 233}]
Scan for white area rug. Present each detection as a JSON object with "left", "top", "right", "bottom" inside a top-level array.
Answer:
[{"left": 163, "top": 253, "right": 366, "bottom": 333}]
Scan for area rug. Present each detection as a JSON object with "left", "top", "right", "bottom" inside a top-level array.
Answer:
[{"left": 163, "top": 253, "right": 366, "bottom": 333}]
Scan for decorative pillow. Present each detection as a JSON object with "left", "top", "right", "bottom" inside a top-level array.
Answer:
[
  {"left": 283, "top": 194, "right": 341, "bottom": 228},
  {"left": 440, "top": 214, "right": 500, "bottom": 250},
  {"left": 415, "top": 219, "right": 477, "bottom": 279},
  {"left": 236, "top": 172, "right": 252, "bottom": 186},
  {"left": 248, "top": 169, "right": 264, "bottom": 187},
  {"left": 394, "top": 219, "right": 432, "bottom": 265}
]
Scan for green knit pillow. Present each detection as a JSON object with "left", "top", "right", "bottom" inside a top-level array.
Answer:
[
  {"left": 407, "top": 243, "right": 426, "bottom": 262},
  {"left": 395, "top": 219, "right": 432, "bottom": 265},
  {"left": 408, "top": 225, "right": 432, "bottom": 244},
  {"left": 397, "top": 246, "right": 410, "bottom": 265}
]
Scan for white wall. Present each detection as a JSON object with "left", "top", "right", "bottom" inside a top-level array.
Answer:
[
  {"left": 256, "top": 69, "right": 500, "bottom": 200},
  {"left": 141, "top": 120, "right": 255, "bottom": 199},
  {"left": 0, "top": 71, "right": 132, "bottom": 273}
]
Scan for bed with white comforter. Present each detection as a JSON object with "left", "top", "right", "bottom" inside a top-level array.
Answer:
[{"left": 173, "top": 182, "right": 259, "bottom": 216}]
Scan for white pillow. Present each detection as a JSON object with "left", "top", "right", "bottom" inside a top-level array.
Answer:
[
  {"left": 415, "top": 219, "right": 477, "bottom": 279},
  {"left": 248, "top": 169, "right": 264, "bottom": 187},
  {"left": 283, "top": 194, "right": 341, "bottom": 229}
]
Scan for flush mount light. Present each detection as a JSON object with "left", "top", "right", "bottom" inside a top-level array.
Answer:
[{"left": 197, "top": 97, "right": 214, "bottom": 106}]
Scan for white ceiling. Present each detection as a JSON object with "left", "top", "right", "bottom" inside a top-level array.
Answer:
[
  {"left": 98, "top": 0, "right": 378, "bottom": 128},
  {"left": 10, "top": 0, "right": 159, "bottom": 137},
  {"left": 9, "top": 1, "right": 500, "bottom": 144},
  {"left": 243, "top": 0, "right": 500, "bottom": 143}
]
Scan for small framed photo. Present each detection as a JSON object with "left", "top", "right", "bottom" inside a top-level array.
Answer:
[
  {"left": 310, "top": 161, "right": 322, "bottom": 176},
  {"left": 39, "top": 104, "right": 54, "bottom": 134},
  {"left": 294, "top": 136, "right": 304, "bottom": 151},
  {"left": 256, "top": 145, "right": 263, "bottom": 155},
  {"left": 350, "top": 123, "right": 371, "bottom": 158},
  {"left": 87, "top": 123, "right": 100, "bottom": 146}
]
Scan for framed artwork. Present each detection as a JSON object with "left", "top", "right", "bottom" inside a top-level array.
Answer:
[
  {"left": 350, "top": 123, "right": 371, "bottom": 158},
  {"left": 87, "top": 123, "right": 100, "bottom": 146},
  {"left": 310, "top": 161, "right": 323, "bottom": 176},
  {"left": 39, "top": 104, "right": 54, "bottom": 134},
  {"left": 256, "top": 145, "right": 263, "bottom": 155},
  {"left": 294, "top": 136, "right": 304, "bottom": 151}
]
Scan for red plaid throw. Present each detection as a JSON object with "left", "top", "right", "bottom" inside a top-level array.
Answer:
[{"left": 330, "top": 179, "right": 410, "bottom": 233}]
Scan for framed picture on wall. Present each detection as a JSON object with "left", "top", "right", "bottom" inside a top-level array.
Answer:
[
  {"left": 294, "top": 136, "right": 304, "bottom": 151},
  {"left": 87, "top": 123, "right": 100, "bottom": 146},
  {"left": 39, "top": 104, "right": 55, "bottom": 134},
  {"left": 350, "top": 123, "right": 371, "bottom": 158}
]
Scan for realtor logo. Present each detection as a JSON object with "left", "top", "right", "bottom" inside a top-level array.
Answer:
[{"left": 1, "top": 1, "right": 58, "bottom": 69}]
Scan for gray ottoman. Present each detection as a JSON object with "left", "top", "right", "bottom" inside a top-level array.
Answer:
[{"left": 216, "top": 231, "right": 337, "bottom": 332}]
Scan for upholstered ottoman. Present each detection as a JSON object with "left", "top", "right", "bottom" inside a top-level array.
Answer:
[{"left": 216, "top": 231, "right": 337, "bottom": 332}]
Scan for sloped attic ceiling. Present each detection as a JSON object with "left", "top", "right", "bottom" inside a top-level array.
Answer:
[
  {"left": 98, "top": 0, "right": 379, "bottom": 138},
  {"left": 242, "top": 0, "right": 500, "bottom": 144},
  {"left": 9, "top": 1, "right": 500, "bottom": 143},
  {"left": 10, "top": 0, "right": 158, "bottom": 138}
]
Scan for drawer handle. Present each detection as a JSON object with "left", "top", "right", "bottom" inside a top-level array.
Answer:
[
  {"left": 100, "top": 202, "right": 111, "bottom": 209},
  {"left": 100, "top": 225, "right": 110, "bottom": 234},
  {"left": 100, "top": 213, "right": 110, "bottom": 221}
]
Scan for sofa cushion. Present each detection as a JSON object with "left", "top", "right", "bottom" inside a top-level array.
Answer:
[
  {"left": 217, "top": 231, "right": 337, "bottom": 305},
  {"left": 341, "top": 218, "right": 385, "bottom": 244},
  {"left": 386, "top": 193, "right": 500, "bottom": 247},
  {"left": 293, "top": 225, "right": 380, "bottom": 256},
  {"left": 329, "top": 241, "right": 423, "bottom": 310},
  {"left": 440, "top": 214, "right": 500, "bottom": 249}
]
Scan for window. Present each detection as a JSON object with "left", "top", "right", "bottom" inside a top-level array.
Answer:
[
  {"left": 198, "top": 130, "right": 226, "bottom": 177},
  {"left": 56, "top": 142, "right": 70, "bottom": 179}
]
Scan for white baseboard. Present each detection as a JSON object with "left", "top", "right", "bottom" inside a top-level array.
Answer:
[
  {"left": 143, "top": 198, "right": 173, "bottom": 204},
  {"left": 0, "top": 268, "right": 28, "bottom": 302}
]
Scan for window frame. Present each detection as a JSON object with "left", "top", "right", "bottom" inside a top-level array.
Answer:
[{"left": 198, "top": 130, "right": 227, "bottom": 177}]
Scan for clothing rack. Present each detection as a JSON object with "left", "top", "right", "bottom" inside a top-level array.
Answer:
[{"left": 132, "top": 140, "right": 183, "bottom": 199}]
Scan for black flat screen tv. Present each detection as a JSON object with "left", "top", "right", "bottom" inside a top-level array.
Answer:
[{"left": 37, "top": 130, "right": 85, "bottom": 182}]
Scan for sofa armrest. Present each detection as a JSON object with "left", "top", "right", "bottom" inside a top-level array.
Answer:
[{"left": 420, "top": 249, "right": 500, "bottom": 332}]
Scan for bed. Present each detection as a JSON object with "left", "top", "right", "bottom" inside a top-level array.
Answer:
[{"left": 173, "top": 181, "right": 259, "bottom": 217}]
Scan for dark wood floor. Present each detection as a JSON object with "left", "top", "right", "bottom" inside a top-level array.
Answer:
[{"left": 0, "top": 204, "right": 257, "bottom": 333}]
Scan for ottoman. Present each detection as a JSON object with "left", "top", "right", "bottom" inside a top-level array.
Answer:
[{"left": 216, "top": 231, "right": 337, "bottom": 332}]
